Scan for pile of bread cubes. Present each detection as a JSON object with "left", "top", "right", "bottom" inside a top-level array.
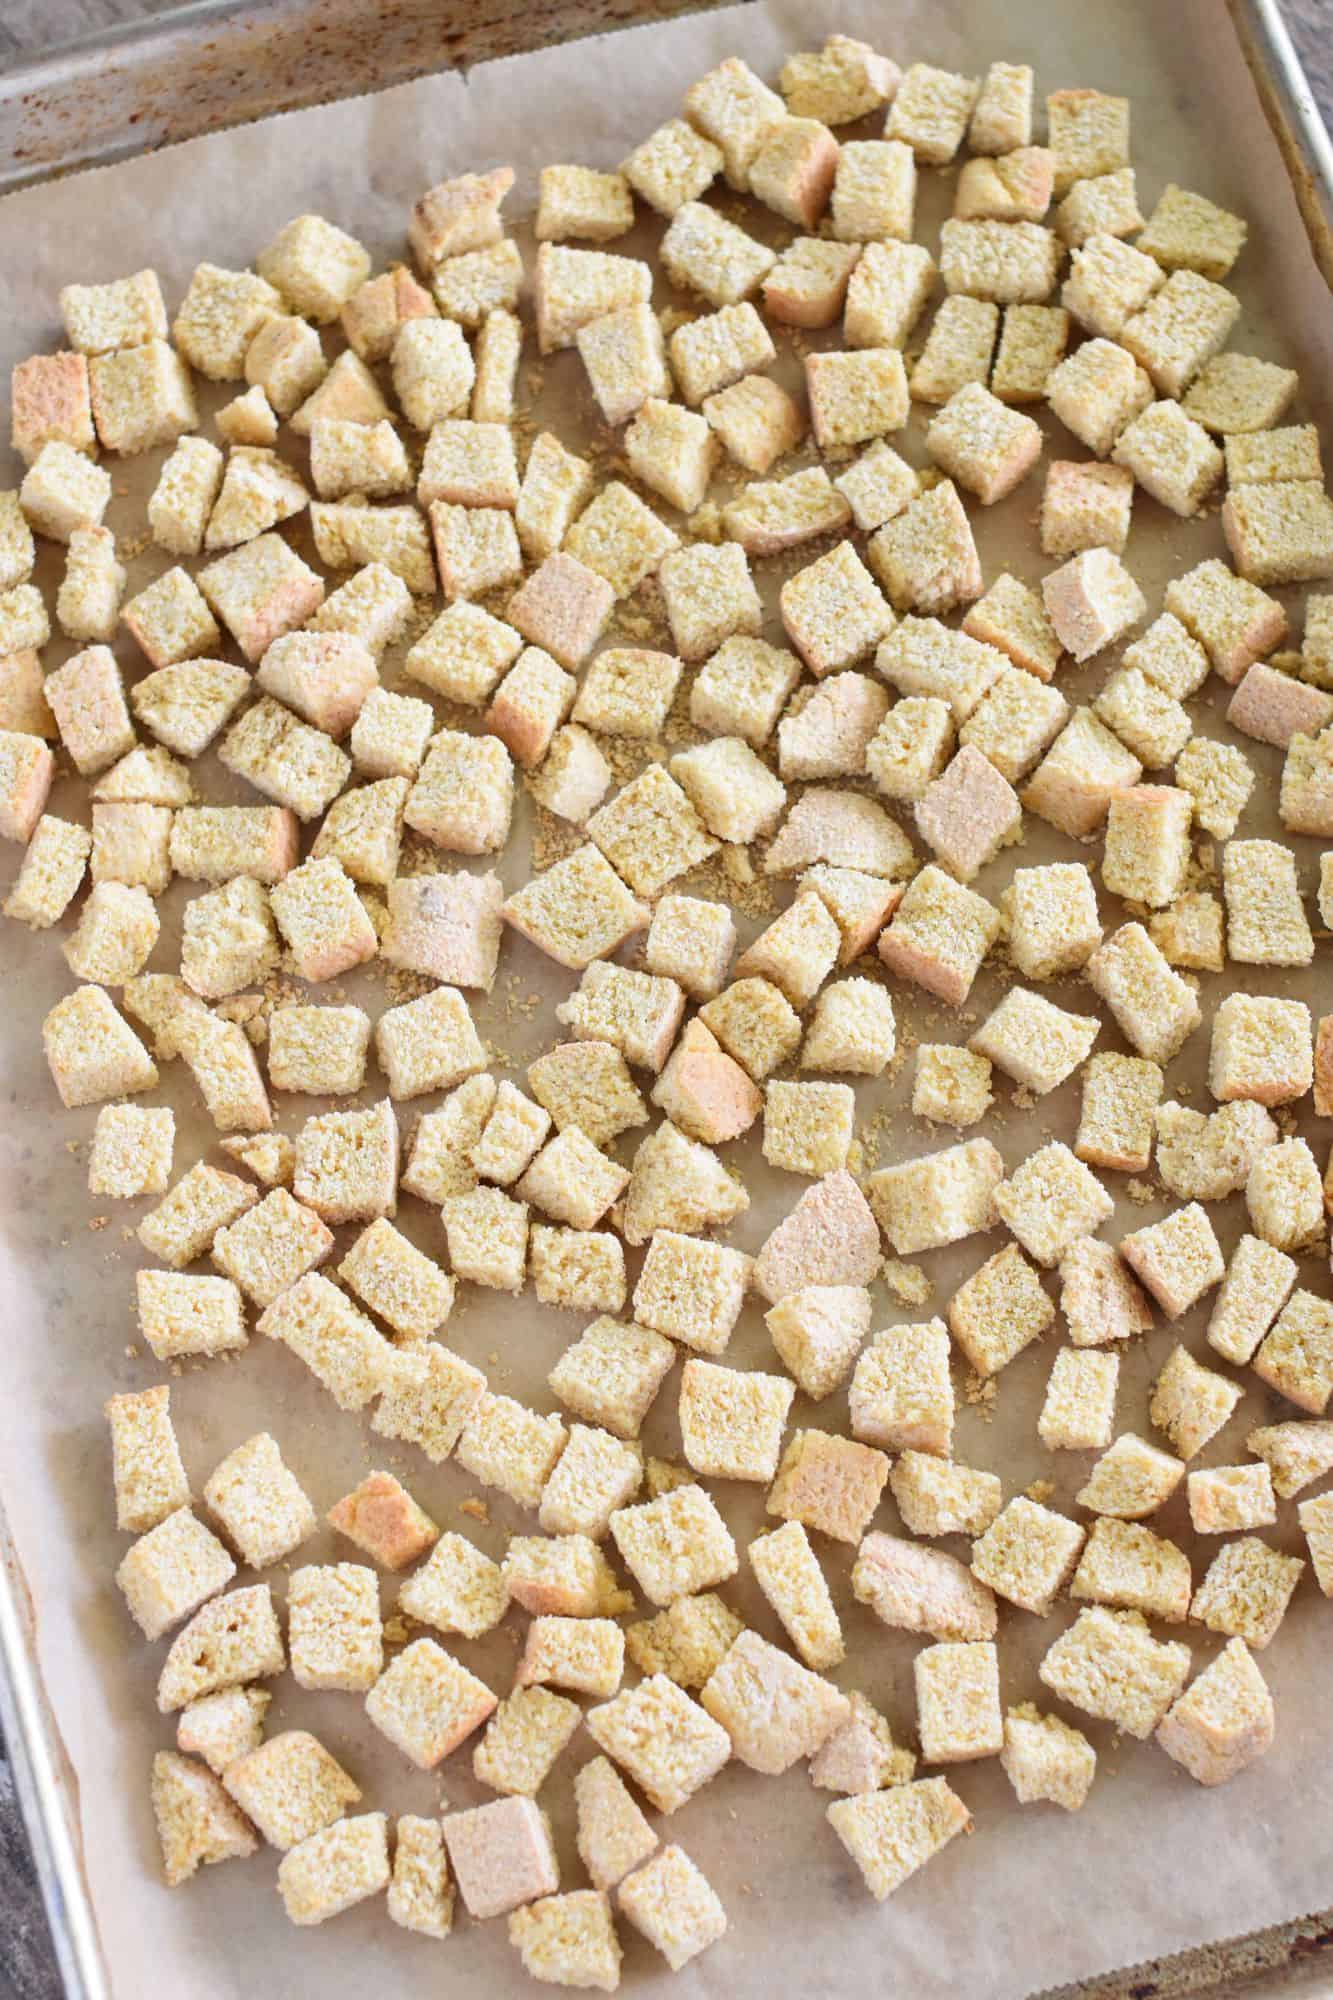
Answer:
[{"left": 3, "top": 28, "right": 1333, "bottom": 1988}]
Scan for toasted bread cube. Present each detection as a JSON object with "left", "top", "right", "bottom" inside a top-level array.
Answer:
[
  {"left": 1190, "top": 1537, "right": 1303, "bottom": 1649},
  {"left": 1045, "top": 86, "right": 1129, "bottom": 193},
  {"left": 469, "top": 1082, "right": 551, "bottom": 1190},
  {"left": 457, "top": 1395, "right": 568, "bottom": 1509},
  {"left": 827, "top": 1778, "right": 969, "bottom": 1902},
  {"left": 417, "top": 420, "right": 519, "bottom": 514},
  {"left": 926, "top": 381, "right": 1041, "bottom": 506},
  {"left": 106, "top": 1384, "right": 188, "bottom": 1534},
  {"left": 1042, "top": 548, "right": 1146, "bottom": 663},
  {"left": 1166, "top": 557, "right": 1287, "bottom": 684},
  {"left": 1156, "top": 1638, "right": 1274, "bottom": 1790},
  {"left": 1282, "top": 725, "right": 1333, "bottom": 834},
  {"left": 1085, "top": 921, "right": 1200, "bottom": 1064},
  {"left": 1249, "top": 1421, "right": 1333, "bottom": 1502},
  {"left": 259, "top": 1271, "right": 397, "bottom": 1410},
  {"left": 565, "top": 482, "right": 678, "bottom": 601},
  {"left": 995, "top": 1135, "right": 1112, "bottom": 1264},
  {"left": 135, "top": 1155, "right": 255, "bottom": 1268},
  {"left": 802, "top": 863, "right": 903, "bottom": 959},
  {"left": 1040, "top": 459, "right": 1133, "bottom": 559},
  {"left": 824, "top": 140, "right": 915, "bottom": 245},
  {"left": 406, "top": 728, "right": 514, "bottom": 856},
  {"left": 781, "top": 34, "right": 899, "bottom": 125},
  {"left": 1059, "top": 1237, "right": 1153, "bottom": 1350},
  {"left": 409, "top": 166, "right": 512, "bottom": 271},
  {"left": 1209, "top": 992, "right": 1313, "bottom": 1113},
  {"left": 660, "top": 200, "right": 776, "bottom": 309},
  {"left": 691, "top": 637, "right": 800, "bottom": 749},
  {"left": 684, "top": 54, "right": 787, "bottom": 188},
  {"left": 1227, "top": 425, "right": 1321, "bottom": 488},
  {"left": 1247, "top": 1136, "right": 1323, "bottom": 1253},
  {"left": 397, "top": 1531, "right": 505, "bottom": 1640},
  {"left": 1223, "top": 837, "right": 1313, "bottom": 967},
  {"left": 1127, "top": 173, "right": 1248, "bottom": 276},
  {"left": 503, "top": 844, "right": 650, "bottom": 974},
  {"left": 175, "top": 1686, "right": 269, "bottom": 1774},
  {"left": 876, "top": 864, "right": 999, "bottom": 1007},
  {"left": 1101, "top": 784, "right": 1192, "bottom": 910},
  {"left": 43, "top": 983, "right": 158, "bottom": 1108},
  {"left": 42, "top": 643, "right": 132, "bottom": 778},
  {"left": 1224, "top": 478, "right": 1333, "bottom": 588},
  {"left": 748, "top": 116, "right": 839, "bottom": 230},
  {"left": 1254, "top": 1290, "right": 1333, "bottom": 1414},
  {"left": 0, "top": 641, "right": 51, "bottom": 736},
  {"left": 117, "top": 1506, "right": 236, "bottom": 1640},
  {"left": 208, "top": 1183, "right": 331, "bottom": 1306},
  {"left": 842, "top": 244, "right": 934, "bottom": 362},
  {"left": 516, "top": 1125, "right": 629, "bottom": 1232},
  {"left": 1118, "top": 270, "right": 1238, "bottom": 405},
  {"left": 723, "top": 464, "right": 851, "bottom": 557},
  {"left": 536, "top": 164, "right": 633, "bottom": 245},
  {"left": 914, "top": 744, "right": 1021, "bottom": 882},
  {"left": 761, "top": 1079, "right": 854, "bottom": 1179},
  {"left": 10, "top": 349, "right": 95, "bottom": 462},
  {"left": 1188, "top": 1463, "right": 1276, "bottom": 1536},
  {"left": 368, "top": 1317, "right": 483, "bottom": 1458},
  {"left": 909, "top": 297, "right": 998, "bottom": 407},
  {"left": 509, "top": 1889, "right": 621, "bottom": 1993},
  {"left": 853, "top": 1533, "right": 996, "bottom": 1643},
  {"left": 914, "top": 1641, "right": 1002, "bottom": 1764},
  {"left": 939, "top": 218, "right": 1059, "bottom": 307},
  {"left": 886, "top": 62, "right": 978, "bottom": 164},
  {"left": 284, "top": 1562, "right": 383, "bottom": 1694},
  {"left": 385, "top": 320, "right": 471, "bottom": 434},
  {"left": 1110, "top": 400, "right": 1223, "bottom": 521},
  {"left": 439, "top": 1182, "right": 529, "bottom": 1292},
  {"left": 866, "top": 1138, "right": 1003, "bottom": 1261},
  {"left": 865, "top": 695, "right": 954, "bottom": 804},
  {"left": 990, "top": 302, "right": 1070, "bottom": 406},
  {"left": 626, "top": 399, "right": 719, "bottom": 515},
  {"left": 1121, "top": 1205, "right": 1225, "bottom": 1320},
  {"left": 1073, "top": 1051, "right": 1162, "bottom": 1176},
  {"left": 204, "top": 1430, "right": 315, "bottom": 1569},
  {"left": 442, "top": 1797, "right": 558, "bottom": 1922},
  {"left": 266, "top": 855, "right": 373, "bottom": 982},
  {"left": 654, "top": 541, "right": 761, "bottom": 666},
  {"left": 425, "top": 501, "right": 519, "bottom": 603},
  {"left": 948, "top": 1242, "right": 1055, "bottom": 1374},
  {"left": 3, "top": 812, "right": 86, "bottom": 928},
  {"left": 1054, "top": 167, "right": 1143, "bottom": 246},
  {"left": 1036, "top": 1349, "right": 1118, "bottom": 1451},
  {"left": 239, "top": 320, "right": 325, "bottom": 424},
  {"left": 1000, "top": 1705, "right": 1096, "bottom": 1812},
  {"left": 677, "top": 1358, "right": 795, "bottom": 1485},
  {"left": 701, "top": 1627, "right": 848, "bottom": 1776},
  {"left": 631, "top": 1226, "right": 750, "bottom": 1351},
  {"left": 386, "top": 1815, "right": 454, "bottom": 1940},
  {"left": 767, "top": 1429, "right": 888, "bottom": 1545},
  {"left": 56, "top": 523, "right": 125, "bottom": 643},
  {"left": 908, "top": 1042, "right": 991, "bottom": 1128},
  {"left": 255, "top": 213, "right": 368, "bottom": 322},
  {"left": 805, "top": 348, "right": 909, "bottom": 457},
  {"left": 1299, "top": 1490, "right": 1333, "bottom": 1597},
  {"left": 587, "top": 1672, "right": 731, "bottom": 1812},
  {"left": 155, "top": 1582, "right": 284, "bottom": 1712},
  {"left": 277, "top": 1811, "right": 393, "bottom": 1927},
  {"left": 623, "top": 115, "right": 723, "bottom": 214},
  {"left": 1229, "top": 660, "right": 1333, "bottom": 750},
  {"left": 151, "top": 1750, "right": 258, "bottom": 1886},
  {"left": 1039, "top": 1605, "right": 1190, "bottom": 1739},
  {"left": 573, "top": 1760, "right": 657, "bottom": 1896},
  {"left": 20, "top": 439, "right": 111, "bottom": 545},
  {"left": 338, "top": 1216, "right": 453, "bottom": 1341},
  {"left": 1207, "top": 1234, "right": 1297, "bottom": 1368},
  {"left": 761, "top": 239, "right": 859, "bottom": 336},
  {"left": 513, "top": 433, "right": 591, "bottom": 564},
  {"left": 474, "top": 1685, "right": 581, "bottom": 1797},
  {"left": 746, "top": 1521, "right": 844, "bottom": 1672},
  {"left": 766, "top": 788, "right": 913, "bottom": 882},
  {"left": 199, "top": 532, "right": 325, "bottom": 663},
  {"left": 89, "top": 340, "right": 196, "bottom": 454},
  {"left": 89, "top": 799, "right": 172, "bottom": 896},
  {"left": 61, "top": 880, "right": 157, "bottom": 985},
  {"left": 610, "top": 1481, "right": 738, "bottom": 1603},
  {"left": 486, "top": 647, "right": 575, "bottom": 770},
  {"left": 431, "top": 240, "right": 524, "bottom": 332},
  {"left": 624, "top": 1594, "right": 741, "bottom": 1689},
  {"left": 537, "top": 1425, "right": 641, "bottom": 1540},
  {"left": 533, "top": 242, "right": 651, "bottom": 353},
  {"left": 366, "top": 1637, "right": 496, "bottom": 1770},
  {"left": 1070, "top": 1515, "right": 1191, "bottom": 1622},
  {"left": 867, "top": 480, "right": 983, "bottom": 616},
  {"left": 1077, "top": 1433, "right": 1186, "bottom": 1519},
  {"left": 341, "top": 266, "right": 435, "bottom": 366},
  {"left": 556, "top": 961, "right": 686, "bottom": 1074},
  {"left": 955, "top": 148, "right": 1055, "bottom": 225},
  {"left": 959, "top": 664, "right": 1073, "bottom": 786},
  {"left": 224, "top": 1728, "right": 359, "bottom": 1852},
  {"left": 548, "top": 1318, "right": 674, "bottom": 1441},
  {"left": 669, "top": 302, "right": 776, "bottom": 409},
  {"left": 752, "top": 1171, "right": 880, "bottom": 1306}
]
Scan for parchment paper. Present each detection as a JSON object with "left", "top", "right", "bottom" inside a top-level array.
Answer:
[{"left": 1, "top": 3, "right": 1332, "bottom": 1996}]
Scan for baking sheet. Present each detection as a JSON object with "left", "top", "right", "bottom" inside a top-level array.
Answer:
[{"left": 0, "top": 2, "right": 1332, "bottom": 1996}]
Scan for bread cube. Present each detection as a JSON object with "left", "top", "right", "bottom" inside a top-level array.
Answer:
[
  {"left": 913, "top": 1641, "right": 1003, "bottom": 1767},
  {"left": 1113, "top": 398, "right": 1224, "bottom": 516},
  {"left": 1086, "top": 922, "right": 1200, "bottom": 1063},
  {"left": 1053, "top": 167, "right": 1143, "bottom": 246},
  {"left": 624, "top": 1593, "right": 740, "bottom": 1689},
  {"left": 287, "top": 1562, "right": 382, "bottom": 1694},
  {"left": 668, "top": 302, "right": 775, "bottom": 406},
  {"left": 805, "top": 348, "right": 909, "bottom": 456},
  {"left": 1191, "top": 1537, "right": 1303, "bottom": 1650},
  {"left": 867, "top": 480, "right": 983, "bottom": 616},
  {"left": 991, "top": 302, "right": 1070, "bottom": 404},
  {"left": 386, "top": 1815, "right": 453, "bottom": 1940},
  {"left": 89, "top": 341, "right": 196, "bottom": 454},
  {"left": 199, "top": 531, "right": 325, "bottom": 661},
  {"left": 10, "top": 349, "right": 95, "bottom": 462},
  {"left": 474, "top": 1685, "right": 581, "bottom": 1797},
  {"left": 371, "top": 1362, "right": 479, "bottom": 1485},
  {"left": 766, "top": 1429, "right": 888, "bottom": 1545},
  {"left": 224, "top": 1729, "right": 359, "bottom": 1852},
  {"left": 204, "top": 1430, "right": 315, "bottom": 1569},
  {"left": 259, "top": 1274, "right": 396, "bottom": 1410},
  {"left": 949, "top": 1242, "right": 1056, "bottom": 1377},
  {"left": 151, "top": 1751, "right": 258, "bottom": 1886},
  {"left": 586, "top": 1673, "right": 731, "bottom": 1812},
  {"left": 155, "top": 1583, "right": 284, "bottom": 1713},
  {"left": 1077, "top": 1433, "right": 1186, "bottom": 1518},
  {"left": 844, "top": 240, "right": 936, "bottom": 354},
  {"left": 1040, "top": 1605, "right": 1189, "bottom": 1739},
  {"left": 1248, "top": 1421, "right": 1333, "bottom": 1502},
  {"left": 955, "top": 148, "right": 1055, "bottom": 225},
  {"left": 1059, "top": 1237, "right": 1154, "bottom": 1350},
  {"left": 20, "top": 439, "right": 111, "bottom": 544},
  {"left": 43, "top": 984, "right": 158, "bottom": 1108},
  {"left": 876, "top": 863, "right": 1000, "bottom": 1007},
  {"left": 1147, "top": 1344, "right": 1242, "bottom": 1463},
  {"left": 1207, "top": 1234, "right": 1298, "bottom": 1367},
  {"left": 404, "top": 729, "right": 514, "bottom": 856},
  {"left": 1188, "top": 1463, "right": 1276, "bottom": 1536},
  {"left": 1000, "top": 1706, "right": 1095, "bottom": 1812},
  {"left": 619, "top": 1845, "right": 727, "bottom": 1969},
  {"left": 1157, "top": 1639, "right": 1274, "bottom": 1788},
  {"left": 389, "top": 318, "right": 473, "bottom": 431},
  {"left": 366, "top": 1637, "right": 497, "bottom": 1770},
  {"left": 623, "top": 117, "right": 722, "bottom": 214},
  {"left": 106, "top": 1382, "right": 188, "bottom": 1535},
  {"left": 175, "top": 1687, "right": 269, "bottom": 1775},
  {"left": 1120, "top": 267, "right": 1240, "bottom": 398},
  {"left": 399, "top": 1531, "right": 504, "bottom": 1639},
  {"left": 684, "top": 54, "right": 787, "bottom": 187},
  {"left": 1121, "top": 1204, "right": 1225, "bottom": 1320},
  {"left": 442, "top": 1797, "right": 558, "bottom": 1921},
  {"left": 1254, "top": 1290, "right": 1333, "bottom": 1414},
  {"left": 915, "top": 744, "right": 1022, "bottom": 882},
  {"left": 116, "top": 1507, "right": 237, "bottom": 1640},
  {"left": 702, "top": 1628, "right": 848, "bottom": 1775},
  {"left": 1070, "top": 1515, "right": 1191, "bottom": 1622},
  {"left": 661, "top": 199, "right": 776, "bottom": 307},
  {"left": 573, "top": 1759, "right": 656, "bottom": 1893},
  {"left": 1224, "top": 420, "right": 1320, "bottom": 479},
  {"left": 939, "top": 218, "right": 1060, "bottom": 306},
  {"left": 827, "top": 1779, "right": 969, "bottom": 1902},
  {"left": 853, "top": 1533, "right": 996, "bottom": 1644},
  {"left": 887, "top": 62, "right": 978, "bottom": 164},
  {"left": 441, "top": 1186, "right": 529, "bottom": 1291},
  {"left": 432, "top": 240, "right": 524, "bottom": 331},
  {"left": 1165, "top": 557, "right": 1287, "bottom": 683},
  {"left": 1224, "top": 478, "right": 1333, "bottom": 588}
]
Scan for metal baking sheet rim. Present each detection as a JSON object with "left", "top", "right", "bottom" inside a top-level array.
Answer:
[{"left": 0, "top": 5, "right": 1330, "bottom": 1998}]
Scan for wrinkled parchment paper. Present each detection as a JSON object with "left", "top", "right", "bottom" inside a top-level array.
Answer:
[{"left": 1, "top": 2, "right": 1332, "bottom": 1995}]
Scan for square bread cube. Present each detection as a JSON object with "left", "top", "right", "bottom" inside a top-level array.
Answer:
[
  {"left": 528, "top": 725, "right": 611, "bottom": 828},
  {"left": 607, "top": 1840, "right": 715, "bottom": 1963},
  {"left": 801, "top": 974, "right": 898, "bottom": 1077},
  {"left": 375, "top": 982, "right": 488, "bottom": 1100},
  {"left": 830, "top": 139, "right": 915, "bottom": 241},
  {"left": 644, "top": 894, "right": 735, "bottom": 1001},
  {"left": 763, "top": 238, "right": 860, "bottom": 331},
  {"left": 398, "top": 1531, "right": 505, "bottom": 1639},
  {"left": 516, "top": 1615, "right": 624, "bottom": 1700},
  {"left": 136, "top": 1155, "right": 255, "bottom": 1268},
  {"left": 749, "top": 116, "right": 840, "bottom": 229},
  {"left": 684, "top": 55, "right": 786, "bottom": 188},
  {"left": 574, "top": 1758, "right": 657, "bottom": 1892},
  {"left": 1121, "top": 1205, "right": 1225, "bottom": 1318},
  {"left": 89, "top": 341, "right": 197, "bottom": 455},
  {"left": 288, "top": 1563, "right": 382, "bottom": 1692},
  {"left": 408, "top": 166, "right": 512, "bottom": 270},
  {"left": 1039, "top": 1605, "right": 1189, "bottom": 1738},
  {"left": 887, "top": 62, "right": 978, "bottom": 164},
  {"left": 585, "top": 1674, "right": 731, "bottom": 1812},
  {"left": 1224, "top": 479, "right": 1333, "bottom": 589},
  {"left": 971, "top": 1496, "right": 1085, "bottom": 1615},
  {"left": 1166, "top": 558, "right": 1287, "bottom": 684},
  {"left": 948, "top": 1243, "right": 1055, "bottom": 1375},
  {"left": 10, "top": 349, "right": 95, "bottom": 462},
  {"left": 1253, "top": 1290, "right": 1333, "bottom": 1414},
  {"left": 257, "top": 213, "right": 369, "bottom": 320},
  {"left": 1042, "top": 548, "right": 1145, "bottom": 662},
  {"left": 1053, "top": 167, "right": 1143, "bottom": 247},
  {"left": 224, "top": 1729, "right": 359, "bottom": 1850},
  {"left": 1085, "top": 922, "right": 1200, "bottom": 1063},
  {"left": 1075, "top": 1052, "right": 1162, "bottom": 1174},
  {"left": 557, "top": 961, "right": 686, "bottom": 1073},
  {"left": 366, "top": 1637, "right": 496, "bottom": 1770},
  {"left": 106, "top": 1384, "right": 189, "bottom": 1534},
  {"left": 1138, "top": 182, "right": 1247, "bottom": 277},
  {"left": 678, "top": 1358, "right": 794, "bottom": 1482},
  {"left": 509, "top": 1890, "right": 621, "bottom": 1992},
  {"left": 767, "top": 1429, "right": 888, "bottom": 1543},
  {"left": 668, "top": 303, "right": 776, "bottom": 407},
  {"left": 431, "top": 240, "right": 525, "bottom": 332},
  {"left": 991, "top": 302, "right": 1069, "bottom": 403},
  {"left": 5, "top": 813, "right": 90, "bottom": 929},
  {"left": 1001, "top": 1705, "right": 1096, "bottom": 1811},
  {"left": 939, "top": 219, "right": 1059, "bottom": 306},
  {"left": 631, "top": 1229, "right": 751, "bottom": 1354},
  {"left": 623, "top": 118, "right": 723, "bottom": 215},
  {"left": 806, "top": 348, "right": 909, "bottom": 455},
  {"left": 624, "top": 1593, "right": 741, "bottom": 1687},
  {"left": 375, "top": 1330, "right": 489, "bottom": 1458},
  {"left": 826, "top": 1778, "right": 970, "bottom": 1902},
  {"left": 1101, "top": 784, "right": 1192, "bottom": 909},
  {"left": 1047, "top": 88, "right": 1130, "bottom": 194},
  {"left": 151, "top": 1749, "right": 259, "bottom": 1886},
  {"left": 473, "top": 1686, "right": 581, "bottom": 1797},
  {"left": 780, "top": 36, "right": 901, "bottom": 126},
  {"left": 1248, "top": 1422, "right": 1333, "bottom": 1502},
  {"left": 292, "top": 1100, "right": 398, "bottom": 1225},
  {"left": 457, "top": 1396, "right": 567, "bottom": 1508},
  {"left": 210, "top": 1186, "right": 331, "bottom": 1307},
  {"left": 116, "top": 1507, "right": 237, "bottom": 1640},
  {"left": 175, "top": 1687, "right": 269, "bottom": 1775},
  {"left": 911, "top": 1044, "right": 993, "bottom": 1128},
  {"left": 876, "top": 864, "right": 1000, "bottom": 1006},
  {"left": 702, "top": 374, "right": 805, "bottom": 476},
  {"left": 762, "top": 1080, "right": 854, "bottom": 1178},
  {"left": 258, "top": 1275, "right": 395, "bottom": 1412},
  {"left": 1208, "top": 1235, "right": 1298, "bottom": 1366},
  {"left": 538, "top": 1424, "right": 641, "bottom": 1539},
  {"left": 661, "top": 200, "right": 776, "bottom": 306},
  {"left": 538, "top": 164, "right": 633, "bottom": 242},
  {"left": 534, "top": 243, "right": 651, "bottom": 353},
  {"left": 1188, "top": 1464, "right": 1276, "bottom": 1536},
  {"left": 1070, "top": 1516, "right": 1191, "bottom": 1622},
  {"left": 20, "top": 440, "right": 111, "bottom": 544},
  {"left": 701, "top": 1628, "right": 848, "bottom": 1773},
  {"left": 1039, "top": 1348, "right": 1119, "bottom": 1451},
  {"left": 926, "top": 382, "right": 1043, "bottom": 506},
  {"left": 442, "top": 1797, "right": 558, "bottom": 1921},
  {"left": 1041, "top": 459, "right": 1134, "bottom": 557},
  {"left": 1224, "top": 421, "right": 1319, "bottom": 480},
  {"left": 852, "top": 1534, "right": 996, "bottom": 1643},
  {"left": 735, "top": 889, "right": 838, "bottom": 1001},
  {"left": 845, "top": 241, "right": 936, "bottom": 351},
  {"left": 1076, "top": 1432, "right": 1187, "bottom": 1519},
  {"left": 609, "top": 1484, "right": 737, "bottom": 1604},
  {"left": 204, "top": 1431, "right": 315, "bottom": 1569},
  {"left": 1121, "top": 268, "right": 1240, "bottom": 397},
  {"left": 386, "top": 1815, "right": 453, "bottom": 1940},
  {"left": 276, "top": 1813, "right": 390, "bottom": 1927},
  {"left": 1227, "top": 662, "right": 1333, "bottom": 751},
  {"left": 867, "top": 480, "right": 982, "bottom": 615},
  {"left": 1190, "top": 1537, "right": 1303, "bottom": 1649},
  {"left": 427, "top": 501, "right": 520, "bottom": 603},
  {"left": 503, "top": 845, "right": 649, "bottom": 972},
  {"left": 914, "top": 745, "right": 1021, "bottom": 881},
  {"left": 548, "top": 1318, "right": 675, "bottom": 1440},
  {"left": 43, "top": 984, "right": 158, "bottom": 1108},
  {"left": 155, "top": 1582, "right": 285, "bottom": 1713},
  {"left": 418, "top": 419, "right": 519, "bottom": 510},
  {"left": 914, "top": 1641, "right": 1002, "bottom": 1763},
  {"left": 890, "top": 1452, "right": 1001, "bottom": 1539},
  {"left": 866, "top": 1136, "right": 1003, "bottom": 1258},
  {"left": 1157, "top": 1639, "right": 1274, "bottom": 1787},
  {"left": 1113, "top": 399, "right": 1223, "bottom": 517}
]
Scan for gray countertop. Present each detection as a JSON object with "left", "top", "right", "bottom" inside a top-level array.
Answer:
[{"left": 1, "top": 4, "right": 1332, "bottom": 1997}]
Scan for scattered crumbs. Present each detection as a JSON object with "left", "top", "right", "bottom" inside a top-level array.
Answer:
[
  {"left": 383, "top": 1615, "right": 410, "bottom": 1646},
  {"left": 882, "top": 1259, "right": 933, "bottom": 1307},
  {"left": 88, "top": 1215, "right": 108, "bottom": 1231},
  {"left": 962, "top": 1372, "right": 997, "bottom": 1417},
  {"left": 1011, "top": 1084, "right": 1038, "bottom": 1112},
  {"left": 459, "top": 1497, "right": 490, "bottom": 1523},
  {"left": 1025, "top": 1479, "right": 1055, "bottom": 1504},
  {"left": 847, "top": 1139, "right": 865, "bottom": 1175},
  {"left": 1126, "top": 1179, "right": 1158, "bottom": 1205}
]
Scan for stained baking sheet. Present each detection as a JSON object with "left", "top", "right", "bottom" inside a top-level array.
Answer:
[{"left": 0, "top": 3, "right": 1332, "bottom": 1997}]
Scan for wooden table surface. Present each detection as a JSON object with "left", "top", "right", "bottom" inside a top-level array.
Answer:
[{"left": 1, "top": 3, "right": 1331, "bottom": 1997}]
